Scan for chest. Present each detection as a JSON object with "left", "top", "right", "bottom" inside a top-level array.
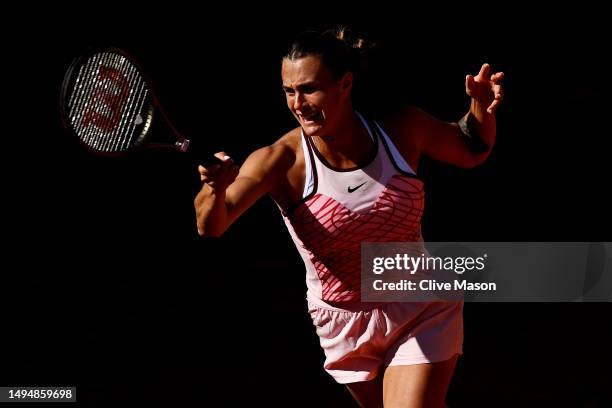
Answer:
[{"left": 287, "top": 175, "right": 425, "bottom": 251}]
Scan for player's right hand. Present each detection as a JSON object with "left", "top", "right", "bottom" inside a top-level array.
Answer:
[{"left": 198, "top": 152, "right": 239, "bottom": 193}]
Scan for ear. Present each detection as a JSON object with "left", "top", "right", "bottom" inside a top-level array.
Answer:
[{"left": 340, "top": 71, "right": 353, "bottom": 94}]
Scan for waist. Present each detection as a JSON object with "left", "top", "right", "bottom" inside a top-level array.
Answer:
[{"left": 306, "top": 293, "right": 386, "bottom": 313}]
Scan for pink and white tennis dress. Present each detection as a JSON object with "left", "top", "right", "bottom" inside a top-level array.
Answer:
[{"left": 279, "top": 112, "right": 463, "bottom": 384}]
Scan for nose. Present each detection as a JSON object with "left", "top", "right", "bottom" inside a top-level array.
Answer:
[{"left": 292, "top": 92, "right": 304, "bottom": 111}]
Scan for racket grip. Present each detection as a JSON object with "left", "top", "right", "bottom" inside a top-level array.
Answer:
[{"left": 201, "top": 155, "right": 226, "bottom": 167}]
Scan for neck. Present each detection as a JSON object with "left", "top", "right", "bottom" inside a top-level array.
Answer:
[{"left": 312, "top": 110, "right": 374, "bottom": 169}]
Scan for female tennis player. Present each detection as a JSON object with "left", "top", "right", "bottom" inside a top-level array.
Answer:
[{"left": 194, "top": 28, "right": 503, "bottom": 407}]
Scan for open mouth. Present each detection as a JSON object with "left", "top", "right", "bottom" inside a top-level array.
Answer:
[{"left": 299, "top": 111, "right": 323, "bottom": 124}]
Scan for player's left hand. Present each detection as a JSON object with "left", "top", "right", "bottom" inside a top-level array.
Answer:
[{"left": 466, "top": 63, "right": 504, "bottom": 114}]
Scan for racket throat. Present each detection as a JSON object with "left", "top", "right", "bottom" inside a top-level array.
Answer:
[{"left": 175, "top": 139, "right": 190, "bottom": 152}]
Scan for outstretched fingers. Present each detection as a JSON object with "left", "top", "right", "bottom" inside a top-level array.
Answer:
[
  {"left": 487, "top": 82, "right": 504, "bottom": 113},
  {"left": 475, "top": 63, "right": 490, "bottom": 82},
  {"left": 466, "top": 63, "right": 505, "bottom": 113},
  {"left": 490, "top": 71, "right": 504, "bottom": 82},
  {"left": 487, "top": 72, "right": 504, "bottom": 113},
  {"left": 465, "top": 74, "right": 475, "bottom": 97}
]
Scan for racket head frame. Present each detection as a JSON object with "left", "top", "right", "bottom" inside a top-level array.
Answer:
[{"left": 60, "top": 47, "right": 190, "bottom": 156}]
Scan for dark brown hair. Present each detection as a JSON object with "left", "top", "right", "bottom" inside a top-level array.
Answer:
[{"left": 284, "top": 27, "right": 374, "bottom": 80}]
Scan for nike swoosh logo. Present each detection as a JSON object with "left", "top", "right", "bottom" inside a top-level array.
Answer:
[{"left": 347, "top": 182, "right": 367, "bottom": 193}]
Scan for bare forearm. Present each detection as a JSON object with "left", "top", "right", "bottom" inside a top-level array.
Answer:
[
  {"left": 194, "top": 187, "right": 230, "bottom": 237},
  {"left": 194, "top": 143, "right": 294, "bottom": 237}
]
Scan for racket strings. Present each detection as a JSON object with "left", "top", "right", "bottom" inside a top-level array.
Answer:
[
  {"left": 69, "top": 54, "right": 102, "bottom": 145},
  {"left": 104, "top": 53, "right": 142, "bottom": 152},
  {"left": 68, "top": 52, "right": 150, "bottom": 152},
  {"left": 97, "top": 55, "right": 127, "bottom": 150},
  {"left": 69, "top": 53, "right": 119, "bottom": 149},
  {"left": 73, "top": 55, "right": 117, "bottom": 148},
  {"left": 116, "top": 60, "right": 149, "bottom": 151},
  {"left": 101, "top": 54, "right": 134, "bottom": 151}
]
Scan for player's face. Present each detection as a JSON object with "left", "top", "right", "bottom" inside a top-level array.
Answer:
[{"left": 281, "top": 55, "right": 352, "bottom": 137}]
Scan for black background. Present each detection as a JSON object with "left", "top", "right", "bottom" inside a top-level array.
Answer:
[{"left": 4, "top": 4, "right": 611, "bottom": 407}]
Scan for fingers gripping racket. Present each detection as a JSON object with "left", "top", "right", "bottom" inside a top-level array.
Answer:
[{"left": 60, "top": 47, "right": 219, "bottom": 163}]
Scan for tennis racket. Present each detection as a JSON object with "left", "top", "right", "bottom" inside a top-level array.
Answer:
[{"left": 60, "top": 47, "right": 219, "bottom": 163}]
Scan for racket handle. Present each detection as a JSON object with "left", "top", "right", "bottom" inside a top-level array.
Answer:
[
  {"left": 180, "top": 137, "right": 227, "bottom": 166},
  {"left": 201, "top": 155, "right": 226, "bottom": 166}
]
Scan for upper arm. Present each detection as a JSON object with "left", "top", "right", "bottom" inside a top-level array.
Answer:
[
  {"left": 401, "top": 106, "right": 482, "bottom": 168},
  {"left": 223, "top": 143, "right": 294, "bottom": 225}
]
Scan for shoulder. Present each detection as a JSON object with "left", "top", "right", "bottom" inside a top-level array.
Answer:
[
  {"left": 273, "top": 127, "right": 302, "bottom": 157},
  {"left": 375, "top": 106, "right": 426, "bottom": 170},
  {"left": 380, "top": 106, "right": 428, "bottom": 135},
  {"left": 237, "top": 128, "right": 304, "bottom": 198},
  {"left": 273, "top": 127, "right": 305, "bottom": 185},
  {"left": 241, "top": 128, "right": 305, "bottom": 209},
  {"left": 379, "top": 105, "right": 438, "bottom": 147},
  {"left": 244, "top": 128, "right": 301, "bottom": 169}
]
